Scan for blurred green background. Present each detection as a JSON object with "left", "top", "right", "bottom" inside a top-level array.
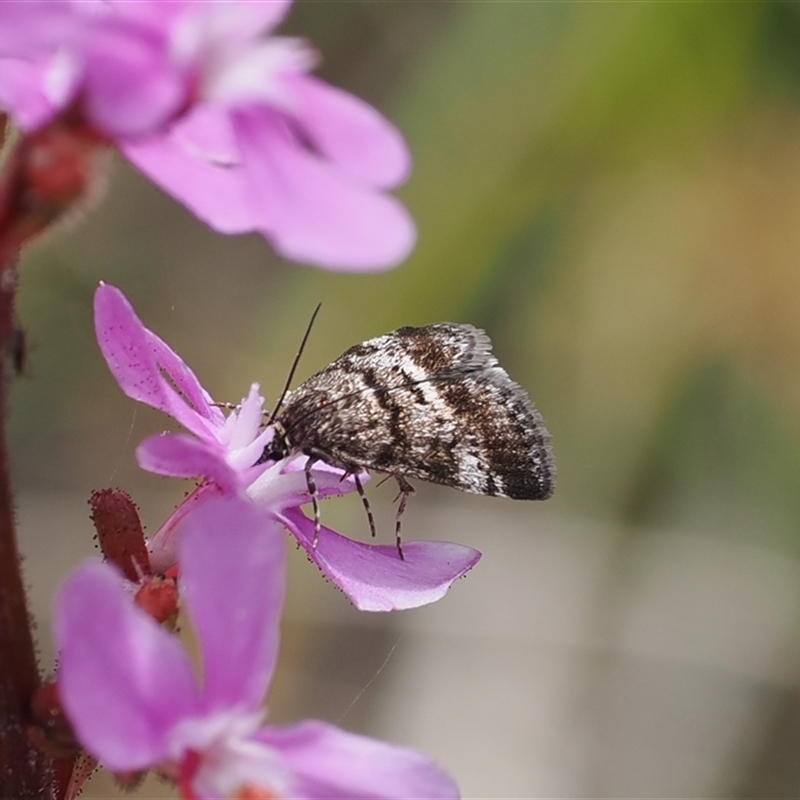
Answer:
[{"left": 13, "top": 2, "right": 800, "bottom": 797}]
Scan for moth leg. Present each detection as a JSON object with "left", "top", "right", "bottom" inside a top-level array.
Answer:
[
  {"left": 393, "top": 476, "right": 415, "bottom": 561},
  {"left": 353, "top": 473, "right": 377, "bottom": 539},
  {"left": 304, "top": 457, "right": 322, "bottom": 548},
  {"left": 211, "top": 402, "right": 239, "bottom": 411}
]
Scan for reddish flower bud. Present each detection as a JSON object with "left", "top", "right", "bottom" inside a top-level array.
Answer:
[
  {"left": 89, "top": 488, "right": 151, "bottom": 581},
  {"left": 134, "top": 574, "right": 179, "bottom": 626}
]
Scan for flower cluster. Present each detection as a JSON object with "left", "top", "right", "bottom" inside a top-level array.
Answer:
[
  {"left": 0, "top": 0, "right": 414, "bottom": 270},
  {"left": 49, "top": 284, "right": 478, "bottom": 796},
  {"left": 4, "top": 4, "right": 476, "bottom": 797},
  {"left": 57, "top": 495, "right": 460, "bottom": 800},
  {"left": 95, "top": 283, "right": 481, "bottom": 613}
]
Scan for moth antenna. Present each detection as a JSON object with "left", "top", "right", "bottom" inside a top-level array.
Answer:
[{"left": 268, "top": 302, "right": 322, "bottom": 425}]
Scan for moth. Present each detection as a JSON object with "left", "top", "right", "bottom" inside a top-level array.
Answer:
[{"left": 259, "top": 319, "right": 554, "bottom": 558}]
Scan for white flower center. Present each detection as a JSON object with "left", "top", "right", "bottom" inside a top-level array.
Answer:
[
  {"left": 171, "top": 6, "right": 316, "bottom": 109},
  {"left": 217, "top": 384, "right": 274, "bottom": 471},
  {"left": 168, "top": 709, "right": 291, "bottom": 799}
]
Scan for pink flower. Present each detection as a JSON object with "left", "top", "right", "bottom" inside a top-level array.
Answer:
[
  {"left": 55, "top": 495, "right": 461, "bottom": 799},
  {"left": 0, "top": 1, "right": 414, "bottom": 270},
  {"left": 96, "top": 283, "right": 481, "bottom": 611}
]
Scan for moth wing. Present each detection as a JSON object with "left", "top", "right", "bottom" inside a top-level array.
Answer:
[
  {"left": 322, "top": 323, "right": 498, "bottom": 384},
  {"left": 362, "top": 363, "right": 554, "bottom": 500},
  {"left": 279, "top": 323, "right": 554, "bottom": 500}
]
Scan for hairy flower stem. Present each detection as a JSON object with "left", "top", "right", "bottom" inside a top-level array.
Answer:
[
  {"left": 0, "top": 254, "right": 56, "bottom": 798},
  {"left": 0, "top": 125, "right": 89, "bottom": 799}
]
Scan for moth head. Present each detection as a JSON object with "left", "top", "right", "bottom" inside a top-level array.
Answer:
[{"left": 255, "top": 421, "right": 291, "bottom": 466}]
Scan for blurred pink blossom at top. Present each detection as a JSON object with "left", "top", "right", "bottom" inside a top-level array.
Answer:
[{"left": 0, "top": 0, "right": 415, "bottom": 270}]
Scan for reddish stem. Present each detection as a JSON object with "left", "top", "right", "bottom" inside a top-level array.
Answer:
[
  {"left": 0, "top": 252, "right": 61, "bottom": 797},
  {"left": 0, "top": 121, "right": 99, "bottom": 798}
]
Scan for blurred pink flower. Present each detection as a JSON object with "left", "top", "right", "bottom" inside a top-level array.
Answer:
[
  {"left": 56, "top": 495, "right": 461, "bottom": 799},
  {"left": 0, "top": 1, "right": 415, "bottom": 270},
  {"left": 95, "top": 283, "right": 481, "bottom": 611}
]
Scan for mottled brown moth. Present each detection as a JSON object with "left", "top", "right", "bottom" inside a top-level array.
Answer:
[{"left": 259, "top": 322, "right": 554, "bottom": 557}]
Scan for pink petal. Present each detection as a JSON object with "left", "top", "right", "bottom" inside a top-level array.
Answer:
[
  {"left": 178, "top": 0, "right": 296, "bottom": 46},
  {"left": 258, "top": 720, "right": 460, "bottom": 800},
  {"left": 0, "top": 2, "right": 80, "bottom": 57},
  {"left": 142, "top": 328, "right": 224, "bottom": 427},
  {"left": 82, "top": 17, "right": 185, "bottom": 137},
  {"left": 104, "top": 0, "right": 198, "bottom": 28},
  {"left": 247, "top": 457, "right": 363, "bottom": 510},
  {"left": 280, "top": 508, "right": 481, "bottom": 612},
  {"left": 121, "top": 0, "right": 295, "bottom": 40},
  {"left": 124, "top": 103, "right": 416, "bottom": 271},
  {"left": 218, "top": 0, "right": 295, "bottom": 36},
  {"left": 94, "top": 283, "right": 223, "bottom": 440},
  {"left": 234, "top": 107, "right": 416, "bottom": 271},
  {"left": 171, "top": 104, "right": 239, "bottom": 165},
  {"left": 55, "top": 561, "right": 200, "bottom": 771},
  {"left": 121, "top": 111, "right": 261, "bottom": 234},
  {"left": 179, "top": 496, "right": 286, "bottom": 712},
  {"left": 136, "top": 433, "right": 241, "bottom": 493},
  {"left": 148, "top": 483, "right": 225, "bottom": 572},
  {"left": 289, "top": 74, "right": 411, "bottom": 188},
  {"left": 251, "top": 0, "right": 294, "bottom": 31},
  {"left": 0, "top": 57, "right": 61, "bottom": 131}
]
